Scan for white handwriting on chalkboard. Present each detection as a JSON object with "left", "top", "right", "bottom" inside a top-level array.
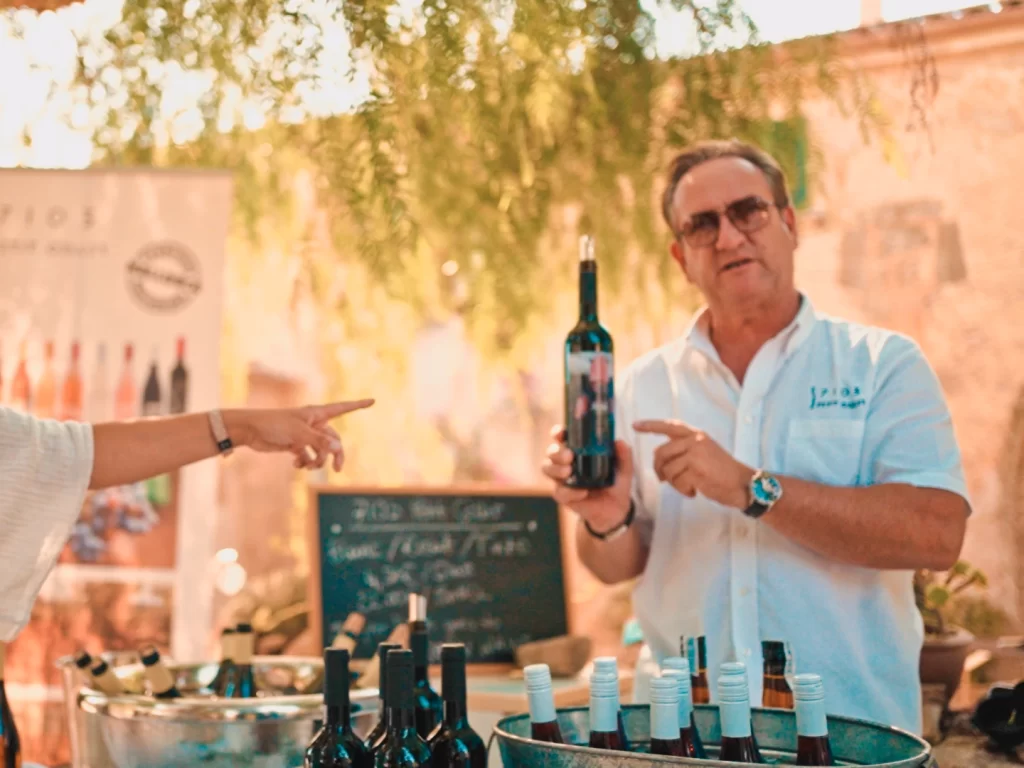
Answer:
[
  {"left": 410, "top": 499, "right": 447, "bottom": 521},
  {"left": 352, "top": 498, "right": 405, "bottom": 523},
  {"left": 444, "top": 615, "right": 503, "bottom": 636},
  {"left": 327, "top": 540, "right": 383, "bottom": 565},
  {"left": 421, "top": 559, "right": 475, "bottom": 584},
  {"left": 454, "top": 501, "right": 505, "bottom": 523},
  {"left": 430, "top": 584, "right": 494, "bottom": 608},
  {"left": 459, "top": 532, "right": 532, "bottom": 558},
  {"left": 387, "top": 533, "right": 456, "bottom": 562},
  {"left": 362, "top": 563, "right": 418, "bottom": 592}
]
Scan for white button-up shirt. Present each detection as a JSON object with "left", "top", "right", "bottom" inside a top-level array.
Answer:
[{"left": 618, "top": 296, "right": 969, "bottom": 734}]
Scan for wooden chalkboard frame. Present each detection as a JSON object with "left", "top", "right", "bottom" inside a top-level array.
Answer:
[{"left": 306, "top": 485, "right": 575, "bottom": 674}]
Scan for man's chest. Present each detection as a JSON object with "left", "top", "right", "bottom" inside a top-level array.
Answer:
[{"left": 631, "top": 350, "right": 878, "bottom": 518}]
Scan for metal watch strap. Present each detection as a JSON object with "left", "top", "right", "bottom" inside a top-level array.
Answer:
[
  {"left": 208, "top": 409, "right": 234, "bottom": 457},
  {"left": 584, "top": 500, "right": 636, "bottom": 541}
]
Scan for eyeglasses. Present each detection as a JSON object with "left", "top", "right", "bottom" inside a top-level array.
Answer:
[{"left": 677, "top": 195, "right": 782, "bottom": 248}]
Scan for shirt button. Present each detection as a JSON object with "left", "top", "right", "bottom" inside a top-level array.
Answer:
[
  {"left": 740, "top": 586, "right": 750, "bottom": 597},
  {"left": 736, "top": 527, "right": 748, "bottom": 540},
  {"left": 745, "top": 648, "right": 752, "bottom": 657},
  {"left": 744, "top": 414, "right": 753, "bottom": 425}
]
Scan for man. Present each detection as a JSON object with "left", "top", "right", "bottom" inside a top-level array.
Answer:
[{"left": 542, "top": 139, "right": 969, "bottom": 734}]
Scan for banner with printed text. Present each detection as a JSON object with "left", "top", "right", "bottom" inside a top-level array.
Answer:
[{"left": 0, "top": 168, "right": 232, "bottom": 765}]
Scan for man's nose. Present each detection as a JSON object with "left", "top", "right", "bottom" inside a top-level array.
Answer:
[{"left": 715, "top": 213, "right": 746, "bottom": 250}]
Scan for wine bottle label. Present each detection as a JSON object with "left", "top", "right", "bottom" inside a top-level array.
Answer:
[
  {"left": 720, "top": 700, "right": 753, "bottom": 738},
  {"left": 795, "top": 698, "right": 829, "bottom": 738},
  {"left": 650, "top": 700, "right": 679, "bottom": 740},
  {"left": 589, "top": 693, "right": 618, "bottom": 734},
  {"left": 565, "top": 351, "right": 614, "bottom": 455}
]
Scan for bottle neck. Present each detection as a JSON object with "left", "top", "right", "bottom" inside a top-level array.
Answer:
[
  {"left": 579, "top": 266, "right": 598, "bottom": 322},
  {"left": 527, "top": 685, "right": 557, "bottom": 725},
  {"left": 325, "top": 704, "right": 352, "bottom": 730},
  {"left": 590, "top": 694, "right": 618, "bottom": 734},
  {"left": 385, "top": 702, "right": 416, "bottom": 732},
  {"left": 719, "top": 699, "right": 753, "bottom": 738},
  {"left": 443, "top": 698, "right": 469, "bottom": 728},
  {"left": 795, "top": 696, "right": 829, "bottom": 738},
  {"left": 650, "top": 699, "right": 679, "bottom": 741}
]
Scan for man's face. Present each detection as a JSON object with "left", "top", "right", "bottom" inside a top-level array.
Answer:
[{"left": 668, "top": 156, "right": 798, "bottom": 312}]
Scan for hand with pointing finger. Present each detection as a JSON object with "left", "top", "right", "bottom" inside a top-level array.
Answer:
[
  {"left": 540, "top": 425, "right": 635, "bottom": 534},
  {"left": 633, "top": 419, "right": 753, "bottom": 509},
  {"left": 230, "top": 399, "right": 376, "bottom": 472}
]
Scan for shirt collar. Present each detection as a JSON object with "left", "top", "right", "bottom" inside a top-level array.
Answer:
[{"left": 683, "top": 292, "right": 818, "bottom": 362}]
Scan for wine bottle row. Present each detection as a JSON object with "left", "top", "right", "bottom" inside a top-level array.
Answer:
[
  {"left": 306, "top": 593, "right": 486, "bottom": 768},
  {"left": 526, "top": 654, "right": 835, "bottom": 766}
]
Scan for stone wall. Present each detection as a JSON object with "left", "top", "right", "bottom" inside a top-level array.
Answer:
[{"left": 796, "top": 6, "right": 1024, "bottom": 623}]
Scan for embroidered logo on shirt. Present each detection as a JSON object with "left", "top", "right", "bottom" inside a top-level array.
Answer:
[{"left": 809, "top": 386, "right": 866, "bottom": 410}]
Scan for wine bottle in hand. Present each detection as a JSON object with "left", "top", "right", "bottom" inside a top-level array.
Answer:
[{"left": 564, "top": 234, "right": 615, "bottom": 489}]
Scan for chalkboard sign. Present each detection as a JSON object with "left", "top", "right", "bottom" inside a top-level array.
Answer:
[{"left": 308, "top": 486, "right": 570, "bottom": 666}]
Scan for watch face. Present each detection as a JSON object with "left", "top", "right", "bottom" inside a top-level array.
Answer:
[{"left": 753, "top": 473, "right": 782, "bottom": 505}]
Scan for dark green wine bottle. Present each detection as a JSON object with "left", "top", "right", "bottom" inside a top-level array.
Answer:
[
  {"left": 410, "top": 625, "right": 442, "bottom": 739},
  {"left": 564, "top": 235, "right": 615, "bottom": 489},
  {"left": 373, "top": 650, "right": 431, "bottom": 768},
  {"left": 305, "top": 648, "right": 372, "bottom": 767},
  {"left": 428, "top": 644, "right": 485, "bottom": 767},
  {"left": 365, "top": 643, "right": 402, "bottom": 752}
]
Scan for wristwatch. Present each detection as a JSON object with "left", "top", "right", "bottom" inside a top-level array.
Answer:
[
  {"left": 743, "top": 470, "right": 783, "bottom": 519},
  {"left": 584, "top": 500, "right": 636, "bottom": 541},
  {"left": 207, "top": 409, "right": 234, "bottom": 457}
]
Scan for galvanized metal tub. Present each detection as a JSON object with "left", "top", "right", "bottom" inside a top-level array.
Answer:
[
  {"left": 495, "top": 704, "right": 937, "bottom": 767},
  {"left": 57, "top": 654, "right": 378, "bottom": 768}
]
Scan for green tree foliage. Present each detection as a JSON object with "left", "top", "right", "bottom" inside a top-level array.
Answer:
[{"left": 57, "top": 0, "right": 873, "bottom": 356}]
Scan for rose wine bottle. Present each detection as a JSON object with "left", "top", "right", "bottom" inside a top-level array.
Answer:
[
  {"left": 659, "top": 657, "right": 706, "bottom": 758},
  {"left": 794, "top": 673, "right": 835, "bottom": 766},
  {"left": 524, "top": 664, "right": 563, "bottom": 744}
]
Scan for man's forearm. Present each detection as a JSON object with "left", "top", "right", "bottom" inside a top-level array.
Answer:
[
  {"left": 574, "top": 518, "right": 650, "bottom": 585},
  {"left": 89, "top": 411, "right": 249, "bottom": 490},
  {"left": 762, "top": 477, "right": 968, "bottom": 571}
]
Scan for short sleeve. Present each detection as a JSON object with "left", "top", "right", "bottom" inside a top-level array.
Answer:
[
  {"left": 860, "top": 338, "right": 970, "bottom": 507},
  {"left": 0, "top": 408, "right": 94, "bottom": 641}
]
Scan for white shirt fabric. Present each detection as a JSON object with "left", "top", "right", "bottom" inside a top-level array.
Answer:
[
  {"left": 0, "top": 407, "right": 94, "bottom": 641},
  {"left": 618, "top": 295, "right": 969, "bottom": 735}
]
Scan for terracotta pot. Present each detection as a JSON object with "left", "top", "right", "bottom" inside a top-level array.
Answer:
[{"left": 919, "top": 625, "right": 975, "bottom": 702}]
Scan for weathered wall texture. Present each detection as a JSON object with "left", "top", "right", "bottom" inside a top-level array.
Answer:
[{"left": 796, "top": 8, "right": 1024, "bottom": 623}]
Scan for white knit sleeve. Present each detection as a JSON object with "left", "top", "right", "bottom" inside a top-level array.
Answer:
[{"left": 0, "top": 407, "right": 94, "bottom": 641}]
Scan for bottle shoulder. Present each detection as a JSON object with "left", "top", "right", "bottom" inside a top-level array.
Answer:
[{"left": 566, "top": 324, "right": 614, "bottom": 347}]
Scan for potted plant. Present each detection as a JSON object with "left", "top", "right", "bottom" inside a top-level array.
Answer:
[{"left": 916, "top": 560, "right": 985, "bottom": 703}]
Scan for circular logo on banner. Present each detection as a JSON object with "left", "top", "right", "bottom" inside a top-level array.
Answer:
[{"left": 126, "top": 241, "right": 202, "bottom": 313}]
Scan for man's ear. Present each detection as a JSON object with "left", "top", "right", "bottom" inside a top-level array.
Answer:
[
  {"left": 670, "top": 239, "right": 692, "bottom": 283},
  {"left": 781, "top": 205, "right": 799, "bottom": 248}
]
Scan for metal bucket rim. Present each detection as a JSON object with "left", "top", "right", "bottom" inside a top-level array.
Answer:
[{"left": 494, "top": 704, "right": 933, "bottom": 768}]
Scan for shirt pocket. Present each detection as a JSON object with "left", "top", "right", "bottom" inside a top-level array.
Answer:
[{"left": 784, "top": 419, "right": 865, "bottom": 487}]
